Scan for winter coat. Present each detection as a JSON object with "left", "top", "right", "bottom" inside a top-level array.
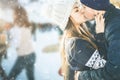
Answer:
[
  {"left": 65, "top": 37, "right": 106, "bottom": 71},
  {"left": 78, "top": 4, "right": 120, "bottom": 80}
]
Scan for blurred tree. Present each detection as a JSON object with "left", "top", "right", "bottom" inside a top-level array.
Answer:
[
  {"left": 110, "top": 0, "right": 120, "bottom": 8},
  {"left": 0, "top": 0, "right": 19, "bottom": 8}
]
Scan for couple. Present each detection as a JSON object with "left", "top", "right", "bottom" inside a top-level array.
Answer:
[{"left": 51, "top": 0, "right": 120, "bottom": 80}]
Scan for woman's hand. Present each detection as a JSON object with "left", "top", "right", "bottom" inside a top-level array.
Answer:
[
  {"left": 58, "top": 67, "right": 64, "bottom": 76},
  {"left": 95, "top": 13, "right": 105, "bottom": 33}
]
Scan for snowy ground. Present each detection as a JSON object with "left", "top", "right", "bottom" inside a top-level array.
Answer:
[{"left": 1, "top": 29, "right": 63, "bottom": 80}]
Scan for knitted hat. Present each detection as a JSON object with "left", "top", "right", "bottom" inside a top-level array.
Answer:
[
  {"left": 80, "top": 0, "right": 110, "bottom": 10},
  {"left": 51, "top": 0, "right": 78, "bottom": 31}
]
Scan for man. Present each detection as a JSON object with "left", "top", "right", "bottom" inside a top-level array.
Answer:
[{"left": 78, "top": 0, "right": 120, "bottom": 80}]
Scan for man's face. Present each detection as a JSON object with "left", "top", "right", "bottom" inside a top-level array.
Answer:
[{"left": 81, "top": 4, "right": 99, "bottom": 21}]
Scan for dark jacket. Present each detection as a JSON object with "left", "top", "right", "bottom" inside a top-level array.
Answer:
[
  {"left": 79, "top": 4, "right": 120, "bottom": 80},
  {"left": 65, "top": 37, "right": 106, "bottom": 70}
]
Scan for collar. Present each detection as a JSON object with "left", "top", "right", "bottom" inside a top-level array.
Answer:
[{"left": 104, "top": 4, "right": 116, "bottom": 19}]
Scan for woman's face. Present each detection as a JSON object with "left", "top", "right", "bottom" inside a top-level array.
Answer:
[{"left": 70, "top": 3, "right": 87, "bottom": 26}]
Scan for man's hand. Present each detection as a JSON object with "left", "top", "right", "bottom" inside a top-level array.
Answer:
[{"left": 95, "top": 13, "right": 105, "bottom": 33}]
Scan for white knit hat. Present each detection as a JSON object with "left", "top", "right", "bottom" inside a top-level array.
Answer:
[{"left": 50, "top": 0, "right": 78, "bottom": 31}]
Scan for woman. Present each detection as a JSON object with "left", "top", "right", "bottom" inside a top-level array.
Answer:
[
  {"left": 51, "top": 0, "right": 106, "bottom": 80},
  {"left": 8, "top": 6, "right": 36, "bottom": 80}
]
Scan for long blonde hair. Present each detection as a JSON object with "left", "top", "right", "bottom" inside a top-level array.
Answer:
[
  {"left": 65, "top": 19, "right": 97, "bottom": 49},
  {"left": 60, "top": 19, "right": 97, "bottom": 76}
]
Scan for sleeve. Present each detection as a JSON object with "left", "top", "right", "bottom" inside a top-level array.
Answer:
[
  {"left": 94, "top": 33, "right": 107, "bottom": 59},
  {"left": 103, "top": 21, "right": 120, "bottom": 79},
  {"left": 66, "top": 38, "right": 106, "bottom": 71}
]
